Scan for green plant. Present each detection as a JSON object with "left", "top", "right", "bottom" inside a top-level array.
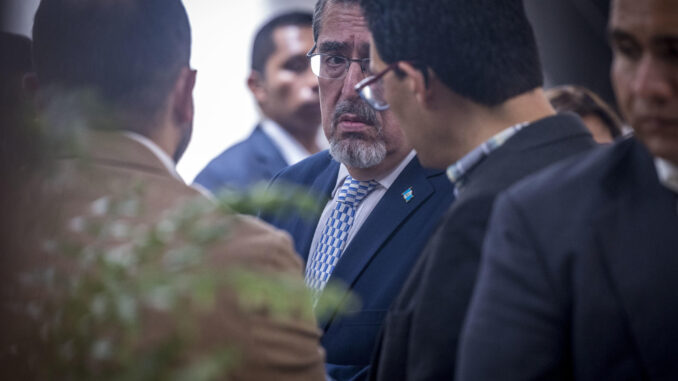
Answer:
[{"left": 5, "top": 182, "right": 356, "bottom": 380}]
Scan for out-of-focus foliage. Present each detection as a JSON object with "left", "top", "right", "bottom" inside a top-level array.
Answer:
[
  {"left": 0, "top": 93, "right": 356, "bottom": 379},
  {"left": 4, "top": 182, "right": 355, "bottom": 380}
]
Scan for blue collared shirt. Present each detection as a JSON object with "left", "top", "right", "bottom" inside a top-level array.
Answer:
[{"left": 446, "top": 122, "right": 529, "bottom": 196}]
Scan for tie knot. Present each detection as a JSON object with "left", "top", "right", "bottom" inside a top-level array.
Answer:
[{"left": 337, "top": 176, "right": 378, "bottom": 207}]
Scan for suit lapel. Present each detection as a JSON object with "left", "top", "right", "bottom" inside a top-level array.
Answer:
[
  {"left": 292, "top": 159, "right": 339, "bottom": 260},
  {"left": 596, "top": 141, "right": 678, "bottom": 378},
  {"left": 250, "top": 126, "right": 288, "bottom": 175},
  {"left": 321, "top": 158, "right": 439, "bottom": 328}
]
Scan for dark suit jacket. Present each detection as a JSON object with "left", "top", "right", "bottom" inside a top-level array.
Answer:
[
  {"left": 457, "top": 137, "right": 678, "bottom": 380},
  {"left": 194, "top": 125, "right": 288, "bottom": 193},
  {"left": 369, "top": 113, "right": 597, "bottom": 381},
  {"left": 265, "top": 151, "right": 455, "bottom": 381}
]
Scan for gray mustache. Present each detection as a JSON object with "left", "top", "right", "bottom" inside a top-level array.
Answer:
[{"left": 332, "top": 98, "right": 380, "bottom": 131}]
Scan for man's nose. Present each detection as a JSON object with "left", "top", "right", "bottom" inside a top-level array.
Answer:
[
  {"left": 341, "top": 61, "right": 368, "bottom": 99},
  {"left": 631, "top": 54, "right": 673, "bottom": 103}
]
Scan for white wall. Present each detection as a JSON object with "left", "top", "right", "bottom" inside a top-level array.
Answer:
[{"left": 1, "top": 0, "right": 317, "bottom": 183}]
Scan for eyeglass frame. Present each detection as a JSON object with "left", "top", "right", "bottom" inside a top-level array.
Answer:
[
  {"left": 355, "top": 61, "right": 429, "bottom": 111},
  {"left": 354, "top": 62, "right": 400, "bottom": 111},
  {"left": 306, "top": 44, "right": 371, "bottom": 80}
]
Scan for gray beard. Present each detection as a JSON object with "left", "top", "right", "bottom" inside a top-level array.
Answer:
[
  {"left": 329, "top": 138, "right": 386, "bottom": 169},
  {"left": 328, "top": 98, "right": 387, "bottom": 168}
]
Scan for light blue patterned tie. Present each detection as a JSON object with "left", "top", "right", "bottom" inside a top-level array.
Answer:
[{"left": 306, "top": 176, "right": 378, "bottom": 297}]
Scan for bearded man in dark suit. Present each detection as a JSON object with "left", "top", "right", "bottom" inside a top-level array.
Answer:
[{"left": 265, "top": 1, "right": 455, "bottom": 379}]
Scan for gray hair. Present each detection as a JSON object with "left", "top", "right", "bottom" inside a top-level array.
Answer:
[{"left": 312, "top": 0, "right": 360, "bottom": 42}]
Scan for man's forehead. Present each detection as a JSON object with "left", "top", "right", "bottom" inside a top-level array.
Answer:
[
  {"left": 317, "top": 40, "right": 370, "bottom": 55},
  {"left": 610, "top": 0, "right": 678, "bottom": 35},
  {"left": 321, "top": 2, "right": 368, "bottom": 30},
  {"left": 272, "top": 25, "right": 313, "bottom": 54},
  {"left": 317, "top": 2, "right": 370, "bottom": 53}
]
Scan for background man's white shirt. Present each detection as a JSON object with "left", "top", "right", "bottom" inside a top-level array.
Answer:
[
  {"left": 656, "top": 158, "right": 678, "bottom": 194},
  {"left": 261, "top": 119, "right": 328, "bottom": 166}
]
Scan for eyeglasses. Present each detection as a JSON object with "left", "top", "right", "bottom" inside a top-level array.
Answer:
[
  {"left": 354, "top": 63, "right": 399, "bottom": 111},
  {"left": 307, "top": 52, "right": 371, "bottom": 80}
]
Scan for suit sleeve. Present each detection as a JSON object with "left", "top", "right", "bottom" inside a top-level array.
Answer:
[
  {"left": 213, "top": 215, "right": 326, "bottom": 381},
  {"left": 456, "top": 191, "right": 569, "bottom": 380}
]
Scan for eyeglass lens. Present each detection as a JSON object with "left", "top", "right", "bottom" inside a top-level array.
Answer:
[
  {"left": 309, "top": 55, "right": 369, "bottom": 79},
  {"left": 360, "top": 82, "right": 389, "bottom": 111}
]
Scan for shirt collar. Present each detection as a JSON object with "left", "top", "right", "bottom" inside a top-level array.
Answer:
[
  {"left": 122, "top": 131, "right": 183, "bottom": 181},
  {"left": 260, "top": 119, "right": 327, "bottom": 165},
  {"left": 332, "top": 150, "right": 416, "bottom": 197},
  {"left": 655, "top": 157, "right": 678, "bottom": 194},
  {"left": 446, "top": 122, "right": 529, "bottom": 194}
]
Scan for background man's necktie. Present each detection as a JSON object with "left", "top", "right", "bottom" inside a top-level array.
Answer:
[{"left": 306, "top": 176, "right": 378, "bottom": 299}]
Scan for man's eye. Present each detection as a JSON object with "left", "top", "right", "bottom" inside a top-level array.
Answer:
[
  {"left": 325, "top": 56, "right": 346, "bottom": 66},
  {"left": 613, "top": 38, "right": 642, "bottom": 61},
  {"left": 655, "top": 41, "right": 678, "bottom": 65}
]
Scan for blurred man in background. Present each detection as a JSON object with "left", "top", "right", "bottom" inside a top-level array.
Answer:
[{"left": 195, "top": 12, "right": 324, "bottom": 194}]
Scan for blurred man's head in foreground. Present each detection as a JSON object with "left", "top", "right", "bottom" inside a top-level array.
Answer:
[{"left": 31, "top": 0, "right": 196, "bottom": 162}]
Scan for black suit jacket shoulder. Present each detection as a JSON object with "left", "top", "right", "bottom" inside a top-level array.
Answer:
[
  {"left": 458, "top": 137, "right": 678, "bottom": 380},
  {"left": 371, "top": 113, "right": 597, "bottom": 381}
]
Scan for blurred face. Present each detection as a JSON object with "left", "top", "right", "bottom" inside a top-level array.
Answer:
[
  {"left": 610, "top": 0, "right": 678, "bottom": 164},
  {"left": 258, "top": 25, "right": 320, "bottom": 136},
  {"left": 317, "top": 3, "right": 409, "bottom": 169}
]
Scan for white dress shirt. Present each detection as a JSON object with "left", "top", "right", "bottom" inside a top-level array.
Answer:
[
  {"left": 123, "top": 131, "right": 181, "bottom": 181},
  {"left": 123, "top": 131, "right": 214, "bottom": 199},
  {"left": 261, "top": 119, "right": 328, "bottom": 166},
  {"left": 655, "top": 158, "right": 678, "bottom": 194},
  {"left": 306, "top": 150, "right": 416, "bottom": 267}
]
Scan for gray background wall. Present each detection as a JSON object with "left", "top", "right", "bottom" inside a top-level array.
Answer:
[{"left": 525, "top": 0, "right": 615, "bottom": 108}]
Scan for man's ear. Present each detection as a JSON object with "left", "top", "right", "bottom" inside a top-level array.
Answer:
[
  {"left": 247, "top": 70, "right": 267, "bottom": 104},
  {"left": 397, "top": 62, "right": 434, "bottom": 108},
  {"left": 172, "top": 67, "right": 197, "bottom": 124}
]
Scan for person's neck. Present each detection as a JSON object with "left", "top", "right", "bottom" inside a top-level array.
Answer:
[
  {"left": 293, "top": 131, "right": 321, "bottom": 154},
  {"left": 346, "top": 148, "right": 412, "bottom": 181},
  {"left": 439, "top": 88, "right": 555, "bottom": 164},
  {"left": 280, "top": 123, "right": 321, "bottom": 154},
  {"left": 127, "top": 117, "right": 178, "bottom": 163}
]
